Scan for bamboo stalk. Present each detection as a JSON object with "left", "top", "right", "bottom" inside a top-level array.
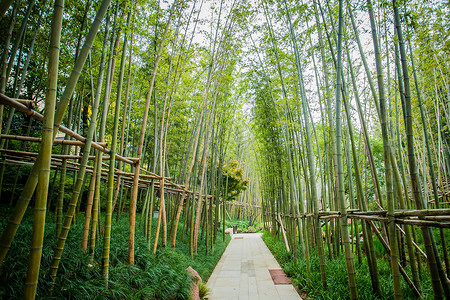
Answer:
[{"left": 23, "top": 0, "right": 63, "bottom": 297}]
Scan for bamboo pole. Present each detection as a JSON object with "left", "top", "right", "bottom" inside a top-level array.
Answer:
[{"left": 23, "top": 0, "right": 63, "bottom": 297}]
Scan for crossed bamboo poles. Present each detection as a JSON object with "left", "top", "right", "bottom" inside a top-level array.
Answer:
[{"left": 0, "top": 94, "right": 211, "bottom": 198}]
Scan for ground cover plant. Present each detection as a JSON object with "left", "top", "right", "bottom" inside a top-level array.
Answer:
[
  {"left": 0, "top": 206, "right": 230, "bottom": 299},
  {"left": 262, "top": 231, "right": 434, "bottom": 300}
]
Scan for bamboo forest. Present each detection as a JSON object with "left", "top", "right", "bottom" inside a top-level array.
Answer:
[{"left": 0, "top": 0, "right": 448, "bottom": 299}]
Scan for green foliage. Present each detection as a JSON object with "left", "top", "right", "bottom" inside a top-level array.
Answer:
[
  {"left": 221, "top": 160, "right": 249, "bottom": 201},
  {"left": 262, "top": 231, "right": 433, "bottom": 300},
  {"left": 225, "top": 218, "right": 263, "bottom": 233},
  {"left": 197, "top": 281, "right": 210, "bottom": 300},
  {"left": 0, "top": 207, "right": 230, "bottom": 299}
]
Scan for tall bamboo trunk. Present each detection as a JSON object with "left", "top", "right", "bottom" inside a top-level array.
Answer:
[
  {"left": 282, "top": 0, "right": 327, "bottom": 289},
  {"left": 393, "top": 1, "right": 449, "bottom": 297},
  {"left": 408, "top": 39, "right": 450, "bottom": 282},
  {"left": 367, "top": 1, "right": 401, "bottom": 298},
  {"left": 333, "top": 2, "right": 358, "bottom": 298},
  {"left": 0, "top": 0, "right": 111, "bottom": 267},
  {"left": 103, "top": 10, "right": 130, "bottom": 285},
  {"left": 49, "top": 1, "right": 112, "bottom": 278},
  {"left": 345, "top": 40, "right": 381, "bottom": 296},
  {"left": 23, "top": 0, "right": 63, "bottom": 297}
]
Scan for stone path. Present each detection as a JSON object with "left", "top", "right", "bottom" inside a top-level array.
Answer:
[{"left": 207, "top": 233, "right": 302, "bottom": 300}]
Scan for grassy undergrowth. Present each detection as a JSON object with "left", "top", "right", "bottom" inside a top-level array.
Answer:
[
  {"left": 0, "top": 206, "right": 230, "bottom": 299},
  {"left": 262, "top": 231, "right": 433, "bottom": 300}
]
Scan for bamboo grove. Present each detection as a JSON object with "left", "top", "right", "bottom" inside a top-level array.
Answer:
[
  {"left": 0, "top": 0, "right": 251, "bottom": 298},
  {"left": 0, "top": 0, "right": 449, "bottom": 299},
  {"left": 247, "top": 0, "right": 450, "bottom": 299}
]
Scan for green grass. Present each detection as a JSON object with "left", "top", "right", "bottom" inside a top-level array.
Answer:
[
  {"left": 262, "top": 231, "right": 434, "bottom": 300},
  {"left": 0, "top": 206, "right": 230, "bottom": 299}
]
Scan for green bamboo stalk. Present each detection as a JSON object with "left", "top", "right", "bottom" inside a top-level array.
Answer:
[
  {"left": 153, "top": 53, "right": 175, "bottom": 255},
  {"left": 192, "top": 98, "right": 217, "bottom": 254},
  {"left": 393, "top": 1, "right": 448, "bottom": 296},
  {"left": 409, "top": 39, "right": 450, "bottom": 279},
  {"left": 345, "top": 40, "right": 381, "bottom": 296},
  {"left": 171, "top": 0, "right": 225, "bottom": 249},
  {"left": 0, "top": 0, "right": 35, "bottom": 151},
  {"left": 282, "top": 0, "right": 327, "bottom": 289},
  {"left": 23, "top": 0, "right": 63, "bottom": 297},
  {"left": 0, "top": 0, "right": 111, "bottom": 267},
  {"left": 49, "top": 2, "right": 112, "bottom": 278},
  {"left": 347, "top": 4, "right": 384, "bottom": 209},
  {"left": 0, "top": 4, "right": 17, "bottom": 194},
  {"left": 333, "top": 1, "right": 358, "bottom": 298},
  {"left": 82, "top": 162, "right": 97, "bottom": 252},
  {"left": 102, "top": 10, "right": 130, "bottom": 284},
  {"left": 391, "top": 37, "right": 421, "bottom": 291},
  {"left": 367, "top": 1, "right": 401, "bottom": 298},
  {"left": 261, "top": 2, "right": 306, "bottom": 257}
]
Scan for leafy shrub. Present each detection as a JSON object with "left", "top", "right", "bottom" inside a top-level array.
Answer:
[
  {"left": 225, "top": 218, "right": 263, "bottom": 233},
  {"left": 247, "top": 226, "right": 257, "bottom": 233},
  {"left": 197, "top": 281, "right": 210, "bottom": 300}
]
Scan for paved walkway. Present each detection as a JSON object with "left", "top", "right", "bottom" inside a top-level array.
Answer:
[{"left": 207, "top": 233, "right": 301, "bottom": 300}]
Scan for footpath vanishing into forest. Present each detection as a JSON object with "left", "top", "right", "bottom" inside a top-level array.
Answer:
[{"left": 207, "top": 233, "right": 301, "bottom": 300}]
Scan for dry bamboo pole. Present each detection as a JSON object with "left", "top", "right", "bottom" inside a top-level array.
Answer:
[
  {"left": 0, "top": 134, "right": 106, "bottom": 146},
  {"left": 0, "top": 96, "right": 131, "bottom": 164},
  {"left": 23, "top": 0, "right": 63, "bottom": 297}
]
